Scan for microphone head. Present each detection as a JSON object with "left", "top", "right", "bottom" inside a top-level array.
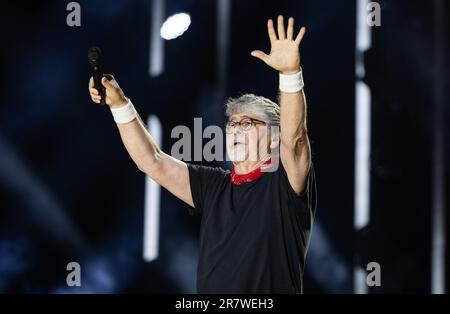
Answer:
[{"left": 88, "top": 46, "right": 102, "bottom": 66}]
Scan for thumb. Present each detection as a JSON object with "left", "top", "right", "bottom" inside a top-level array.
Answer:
[
  {"left": 101, "top": 76, "right": 115, "bottom": 91},
  {"left": 251, "top": 50, "right": 269, "bottom": 63}
]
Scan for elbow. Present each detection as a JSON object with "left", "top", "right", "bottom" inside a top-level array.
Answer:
[
  {"left": 137, "top": 152, "right": 163, "bottom": 175},
  {"left": 280, "top": 126, "right": 308, "bottom": 150}
]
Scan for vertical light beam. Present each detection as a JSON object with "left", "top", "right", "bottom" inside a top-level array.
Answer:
[
  {"left": 149, "top": 0, "right": 165, "bottom": 77},
  {"left": 143, "top": 115, "right": 162, "bottom": 262},
  {"left": 431, "top": 0, "right": 446, "bottom": 294},
  {"left": 354, "top": 0, "right": 372, "bottom": 294},
  {"left": 216, "top": 0, "right": 231, "bottom": 101}
]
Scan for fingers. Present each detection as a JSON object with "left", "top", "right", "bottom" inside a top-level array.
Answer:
[
  {"left": 89, "top": 87, "right": 98, "bottom": 95},
  {"left": 250, "top": 50, "right": 269, "bottom": 63},
  {"left": 88, "top": 77, "right": 100, "bottom": 103},
  {"left": 90, "top": 91, "right": 101, "bottom": 103},
  {"left": 89, "top": 87, "right": 101, "bottom": 102},
  {"left": 269, "top": 15, "right": 305, "bottom": 44},
  {"left": 277, "top": 15, "right": 285, "bottom": 40},
  {"left": 295, "top": 26, "right": 306, "bottom": 45},
  {"left": 267, "top": 19, "right": 277, "bottom": 44},
  {"left": 287, "top": 17, "right": 294, "bottom": 40}
]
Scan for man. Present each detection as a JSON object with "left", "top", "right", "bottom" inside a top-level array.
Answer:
[{"left": 89, "top": 16, "right": 317, "bottom": 294}]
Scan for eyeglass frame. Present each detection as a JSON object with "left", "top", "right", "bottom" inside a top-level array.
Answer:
[{"left": 224, "top": 116, "right": 267, "bottom": 134}]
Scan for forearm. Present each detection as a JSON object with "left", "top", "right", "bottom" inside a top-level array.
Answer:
[
  {"left": 279, "top": 84, "right": 308, "bottom": 145},
  {"left": 115, "top": 112, "right": 162, "bottom": 173},
  {"left": 279, "top": 84, "right": 312, "bottom": 192}
]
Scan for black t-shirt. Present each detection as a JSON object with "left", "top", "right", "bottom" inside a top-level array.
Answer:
[{"left": 187, "top": 160, "right": 317, "bottom": 294}]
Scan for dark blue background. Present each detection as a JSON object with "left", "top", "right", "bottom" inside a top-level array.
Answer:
[{"left": 0, "top": 0, "right": 448, "bottom": 293}]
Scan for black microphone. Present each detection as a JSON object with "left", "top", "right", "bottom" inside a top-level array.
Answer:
[{"left": 88, "top": 46, "right": 106, "bottom": 105}]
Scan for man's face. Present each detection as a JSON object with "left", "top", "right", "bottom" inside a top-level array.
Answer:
[{"left": 225, "top": 113, "right": 270, "bottom": 162}]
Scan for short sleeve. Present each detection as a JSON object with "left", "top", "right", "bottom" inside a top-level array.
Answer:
[
  {"left": 279, "top": 160, "right": 318, "bottom": 218},
  {"left": 186, "top": 163, "right": 229, "bottom": 216}
]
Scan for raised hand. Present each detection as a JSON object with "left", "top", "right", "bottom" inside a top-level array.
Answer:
[
  {"left": 89, "top": 74, "right": 128, "bottom": 108},
  {"left": 251, "top": 15, "right": 306, "bottom": 75}
]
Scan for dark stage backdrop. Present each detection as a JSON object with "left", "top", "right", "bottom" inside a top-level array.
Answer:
[{"left": 0, "top": 0, "right": 448, "bottom": 293}]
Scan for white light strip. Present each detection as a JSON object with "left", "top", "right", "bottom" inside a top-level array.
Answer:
[
  {"left": 354, "top": 266, "right": 369, "bottom": 294},
  {"left": 149, "top": 0, "right": 165, "bottom": 77},
  {"left": 217, "top": 0, "right": 231, "bottom": 100},
  {"left": 431, "top": 0, "right": 446, "bottom": 294},
  {"left": 354, "top": 0, "right": 372, "bottom": 294},
  {"left": 354, "top": 81, "right": 371, "bottom": 230},
  {"left": 356, "top": 0, "right": 371, "bottom": 78},
  {"left": 143, "top": 115, "right": 162, "bottom": 262}
]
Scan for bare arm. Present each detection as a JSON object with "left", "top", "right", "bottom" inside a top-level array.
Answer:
[
  {"left": 279, "top": 85, "right": 311, "bottom": 195},
  {"left": 251, "top": 15, "right": 311, "bottom": 194},
  {"left": 89, "top": 76, "right": 194, "bottom": 207}
]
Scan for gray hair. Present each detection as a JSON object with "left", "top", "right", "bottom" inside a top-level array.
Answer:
[{"left": 224, "top": 94, "right": 280, "bottom": 126}]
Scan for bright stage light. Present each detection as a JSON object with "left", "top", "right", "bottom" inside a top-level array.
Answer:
[{"left": 160, "top": 13, "right": 191, "bottom": 40}]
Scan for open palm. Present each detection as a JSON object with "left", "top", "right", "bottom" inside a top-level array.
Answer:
[{"left": 251, "top": 16, "right": 306, "bottom": 74}]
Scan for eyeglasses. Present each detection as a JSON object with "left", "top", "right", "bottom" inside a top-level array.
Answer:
[{"left": 224, "top": 117, "right": 266, "bottom": 133}]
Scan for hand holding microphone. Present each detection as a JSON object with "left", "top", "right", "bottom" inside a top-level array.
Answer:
[
  {"left": 88, "top": 46, "right": 127, "bottom": 108},
  {"left": 88, "top": 75, "right": 128, "bottom": 108}
]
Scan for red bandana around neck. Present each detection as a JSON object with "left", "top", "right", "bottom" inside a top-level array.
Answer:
[{"left": 231, "top": 158, "right": 274, "bottom": 186}]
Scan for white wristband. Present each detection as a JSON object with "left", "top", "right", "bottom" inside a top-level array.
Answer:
[
  {"left": 110, "top": 98, "right": 137, "bottom": 124},
  {"left": 279, "top": 70, "right": 304, "bottom": 93}
]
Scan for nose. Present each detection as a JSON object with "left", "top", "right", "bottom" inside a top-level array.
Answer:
[{"left": 228, "top": 127, "right": 242, "bottom": 135}]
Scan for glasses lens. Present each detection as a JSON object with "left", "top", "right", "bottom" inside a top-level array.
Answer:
[{"left": 240, "top": 119, "right": 253, "bottom": 131}]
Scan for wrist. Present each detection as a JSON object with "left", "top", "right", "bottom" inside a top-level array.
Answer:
[
  {"left": 279, "top": 69, "right": 304, "bottom": 93},
  {"left": 110, "top": 98, "right": 138, "bottom": 124},
  {"left": 110, "top": 97, "right": 129, "bottom": 109},
  {"left": 281, "top": 66, "right": 301, "bottom": 75}
]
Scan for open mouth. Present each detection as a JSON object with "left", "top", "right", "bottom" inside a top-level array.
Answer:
[{"left": 233, "top": 141, "right": 245, "bottom": 146}]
